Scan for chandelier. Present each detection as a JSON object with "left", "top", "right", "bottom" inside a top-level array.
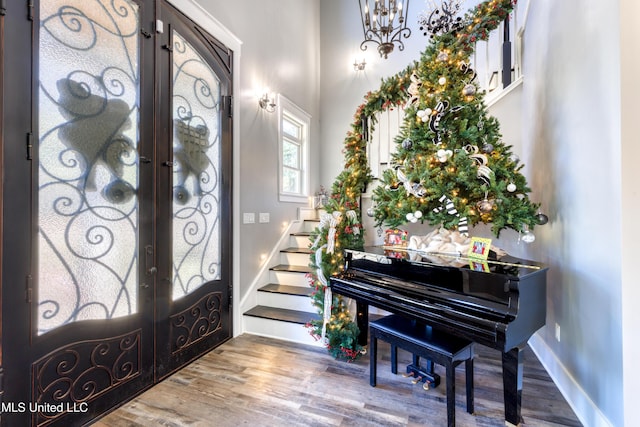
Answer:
[{"left": 358, "top": 0, "right": 411, "bottom": 59}]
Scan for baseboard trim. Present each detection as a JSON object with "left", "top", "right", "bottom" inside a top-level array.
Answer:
[{"left": 528, "top": 333, "right": 613, "bottom": 427}]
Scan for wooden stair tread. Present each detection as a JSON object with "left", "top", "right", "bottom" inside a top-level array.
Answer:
[
  {"left": 281, "top": 247, "right": 312, "bottom": 254},
  {"left": 244, "top": 306, "right": 320, "bottom": 324},
  {"left": 291, "top": 231, "right": 313, "bottom": 237},
  {"left": 259, "top": 283, "right": 313, "bottom": 297},
  {"left": 270, "top": 264, "right": 312, "bottom": 273}
]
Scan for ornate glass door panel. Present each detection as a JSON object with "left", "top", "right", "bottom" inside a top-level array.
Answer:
[
  {"left": 171, "top": 30, "right": 221, "bottom": 300},
  {"left": 38, "top": 0, "right": 140, "bottom": 334},
  {"left": 154, "top": 5, "right": 232, "bottom": 379}
]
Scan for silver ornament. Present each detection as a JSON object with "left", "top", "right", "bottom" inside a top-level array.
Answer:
[
  {"left": 477, "top": 198, "right": 493, "bottom": 213},
  {"left": 506, "top": 183, "right": 517, "bottom": 192},
  {"left": 522, "top": 231, "right": 536, "bottom": 243},
  {"left": 402, "top": 138, "right": 413, "bottom": 150},
  {"left": 482, "top": 143, "right": 494, "bottom": 153},
  {"left": 437, "top": 51, "right": 449, "bottom": 62},
  {"left": 536, "top": 213, "right": 549, "bottom": 225},
  {"left": 462, "top": 83, "right": 476, "bottom": 97},
  {"left": 366, "top": 207, "right": 375, "bottom": 217}
]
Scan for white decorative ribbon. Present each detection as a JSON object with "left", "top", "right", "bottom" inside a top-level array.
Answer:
[
  {"left": 429, "top": 100, "right": 464, "bottom": 145},
  {"left": 433, "top": 194, "right": 469, "bottom": 236},
  {"left": 326, "top": 211, "right": 342, "bottom": 254},
  {"left": 314, "top": 209, "right": 360, "bottom": 341},
  {"left": 467, "top": 147, "right": 494, "bottom": 183},
  {"left": 396, "top": 168, "right": 427, "bottom": 198},
  {"left": 314, "top": 243, "right": 331, "bottom": 342},
  {"left": 406, "top": 71, "right": 422, "bottom": 108},
  {"left": 321, "top": 286, "right": 332, "bottom": 343}
]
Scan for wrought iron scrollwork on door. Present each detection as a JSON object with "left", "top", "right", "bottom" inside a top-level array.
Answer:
[
  {"left": 37, "top": 0, "right": 141, "bottom": 334},
  {"left": 170, "top": 31, "right": 222, "bottom": 299}
]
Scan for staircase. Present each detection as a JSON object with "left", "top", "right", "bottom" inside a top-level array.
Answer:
[{"left": 242, "top": 217, "right": 324, "bottom": 346}]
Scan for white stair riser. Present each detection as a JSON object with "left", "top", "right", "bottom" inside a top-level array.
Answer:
[
  {"left": 280, "top": 251, "right": 311, "bottom": 266},
  {"left": 298, "top": 208, "right": 318, "bottom": 221},
  {"left": 291, "top": 235, "right": 312, "bottom": 248},
  {"left": 257, "top": 291, "right": 315, "bottom": 312},
  {"left": 243, "top": 316, "right": 324, "bottom": 347},
  {"left": 303, "top": 221, "right": 321, "bottom": 233},
  {"left": 269, "top": 270, "right": 310, "bottom": 287}
]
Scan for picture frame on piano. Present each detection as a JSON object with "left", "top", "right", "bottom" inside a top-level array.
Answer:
[
  {"left": 468, "top": 237, "right": 492, "bottom": 260},
  {"left": 384, "top": 229, "right": 409, "bottom": 259},
  {"left": 384, "top": 228, "right": 408, "bottom": 247}
]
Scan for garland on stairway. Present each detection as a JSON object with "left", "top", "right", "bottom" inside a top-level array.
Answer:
[{"left": 306, "top": 0, "right": 519, "bottom": 362}]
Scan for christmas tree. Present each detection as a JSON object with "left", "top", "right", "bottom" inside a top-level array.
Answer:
[
  {"left": 307, "top": 0, "right": 544, "bottom": 361},
  {"left": 372, "top": 0, "right": 543, "bottom": 238}
]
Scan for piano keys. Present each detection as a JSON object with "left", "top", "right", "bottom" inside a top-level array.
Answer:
[{"left": 329, "top": 246, "right": 548, "bottom": 427}]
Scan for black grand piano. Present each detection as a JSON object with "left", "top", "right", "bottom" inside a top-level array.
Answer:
[{"left": 329, "top": 246, "right": 548, "bottom": 426}]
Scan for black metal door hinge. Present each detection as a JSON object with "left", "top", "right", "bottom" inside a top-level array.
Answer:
[
  {"left": 1, "top": 0, "right": 7, "bottom": 16},
  {"left": 26, "top": 132, "right": 33, "bottom": 160},
  {"left": 141, "top": 28, "right": 152, "bottom": 38},
  {"left": 27, "top": 0, "right": 33, "bottom": 20},
  {"left": 224, "top": 95, "right": 233, "bottom": 118}
]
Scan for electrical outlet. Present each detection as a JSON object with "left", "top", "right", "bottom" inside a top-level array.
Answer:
[
  {"left": 259, "top": 212, "right": 270, "bottom": 223},
  {"left": 243, "top": 212, "right": 255, "bottom": 224},
  {"left": 555, "top": 323, "right": 561, "bottom": 342}
]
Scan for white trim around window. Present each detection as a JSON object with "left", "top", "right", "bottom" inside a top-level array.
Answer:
[{"left": 277, "top": 94, "right": 311, "bottom": 203}]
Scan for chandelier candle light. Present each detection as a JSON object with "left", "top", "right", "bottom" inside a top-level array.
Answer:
[{"left": 359, "top": 0, "right": 411, "bottom": 59}]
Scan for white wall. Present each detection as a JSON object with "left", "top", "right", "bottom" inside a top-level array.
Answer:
[
  {"left": 191, "top": 0, "right": 322, "bottom": 300},
  {"left": 521, "top": 1, "right": 622, "bottom": 425},
  {"left": 620, "top": 0, "right": 640, "bottom": 426}
]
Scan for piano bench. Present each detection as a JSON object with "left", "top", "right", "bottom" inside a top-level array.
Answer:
[{"left": 369, "top": 314, "right": 474, "bottom": 427}]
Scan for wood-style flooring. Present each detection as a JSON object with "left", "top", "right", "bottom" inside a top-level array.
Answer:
[{"left": 93, "top": 333, "right": 583, "bottom": 427}]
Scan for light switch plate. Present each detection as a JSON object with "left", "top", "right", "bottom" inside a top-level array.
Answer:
[{"left": 243, "top": 213, "right": 255, "bottom": 224}]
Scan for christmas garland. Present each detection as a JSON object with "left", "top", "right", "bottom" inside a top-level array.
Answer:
[{"left": 306, "top": 0, "right": 518, "bottom": 362}]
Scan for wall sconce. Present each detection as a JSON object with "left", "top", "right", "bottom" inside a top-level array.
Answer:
[
  {"left": 258, "top": 92, "right": 276, "bottom": 113},
  {"left": 353, "top": 59, "right": 367, "bottom": 71}
]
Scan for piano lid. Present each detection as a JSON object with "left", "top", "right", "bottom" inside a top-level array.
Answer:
[{"left": 346, "top": 246, "right": 547, "bottom": 280}]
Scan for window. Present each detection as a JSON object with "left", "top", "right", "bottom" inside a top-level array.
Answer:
[{"left": 278, "top": 95, "right": 310, "bottom": 203}]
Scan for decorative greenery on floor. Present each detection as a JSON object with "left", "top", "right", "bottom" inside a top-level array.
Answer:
[{"left": 306, "top": 0, "right": 532, "bottom": 362}]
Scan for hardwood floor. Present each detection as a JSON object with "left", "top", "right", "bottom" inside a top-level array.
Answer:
[{"left": 93, "top": 334, "right": 582, "bottom": 427}]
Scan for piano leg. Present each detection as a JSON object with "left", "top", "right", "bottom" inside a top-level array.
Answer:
[
  {"left": 502, "top": 346, "right": 524, "bottom": 426},
  {"left": 356, "top": 301, "right": 369, "bottom": 347}
]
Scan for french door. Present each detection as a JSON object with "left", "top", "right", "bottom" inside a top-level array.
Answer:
[{"left": 1, "top": 1, "right": 233, "bottom": 426}]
